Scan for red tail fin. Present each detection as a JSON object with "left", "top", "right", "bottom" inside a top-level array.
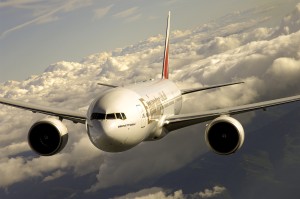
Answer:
[{"left": 162, "top": 11, "right": 170, "bottom": 79}]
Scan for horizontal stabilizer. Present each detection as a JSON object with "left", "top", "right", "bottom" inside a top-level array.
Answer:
[
  {"left": 181, "top": 81, "right": 244, "bottom": 95},
  {"left": 97, "top": 83, "right": 118, "bottom": 88}
]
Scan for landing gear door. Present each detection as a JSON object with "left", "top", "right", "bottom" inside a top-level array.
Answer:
[{"left": 136, "top": 105, "right": 146, "bottom": 128}]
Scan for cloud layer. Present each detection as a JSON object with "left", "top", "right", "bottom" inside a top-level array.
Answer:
[
  {"left": 1, "top": 2, "right": 300, "bottom": 198},
  {"left": 113, "top": 186, "right": 227, "bottom": 199}
]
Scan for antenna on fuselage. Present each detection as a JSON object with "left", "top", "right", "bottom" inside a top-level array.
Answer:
[{"left": 162, "top": 11, "right": 170, "bottom": 80}]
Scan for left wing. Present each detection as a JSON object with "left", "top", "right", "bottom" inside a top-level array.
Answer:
[
  {"left": 0, "top": 97, "right": 86, "bottom": 124},
  {"left": 164, "top": 94, "right": 300, "bottom": 132}
]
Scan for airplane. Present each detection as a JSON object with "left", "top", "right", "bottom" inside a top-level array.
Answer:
[{"left": 1, "top": 12, "right": 300, "bottom": 156}]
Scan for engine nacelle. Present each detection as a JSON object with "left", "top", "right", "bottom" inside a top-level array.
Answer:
[
  {"left": 28, "top": 118, "right": 68, "bottom": 156},
  {"left": 205, "top": 115, "right": 245, "bottom": 155}
]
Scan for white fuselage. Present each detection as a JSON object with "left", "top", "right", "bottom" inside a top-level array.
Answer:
[{"left": 86, "top": 79, "right": 182, "bottom": 152}]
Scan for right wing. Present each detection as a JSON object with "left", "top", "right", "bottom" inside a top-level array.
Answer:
[
  {"left": 180, "top": 81, "right": 244, "bottom": 95},
  {"left": 0, "top": 97, "right": 86, "bottom": 124},
  {"left": 164, "top": 94, "right": 300, "bottom": 132}
]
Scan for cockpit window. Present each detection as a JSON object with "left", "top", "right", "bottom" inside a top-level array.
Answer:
[
  {"left": 91, "top": 113, "right": 106, "bottom": 120},
  {"left": 116, "top": 113, "right": 122, "bottom": 119},
  {"left": 106, "top": 113, "right": 116, "bottom": 120},
  {"left": 91, "top": 112, "right": 127, "bottom": 120}
]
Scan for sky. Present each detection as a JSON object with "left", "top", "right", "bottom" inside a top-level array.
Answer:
[
  {"left": 0, "top": 0, "right": 298, "bottom": 82},
  {"left": 1, "top": 0, "right": 300, "bottom": 199}
]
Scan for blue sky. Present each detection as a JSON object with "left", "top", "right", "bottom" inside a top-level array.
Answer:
[{"left": 0, "top": 0, "right": 298, "bottom": 82}]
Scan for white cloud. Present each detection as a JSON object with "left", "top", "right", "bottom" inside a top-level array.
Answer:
[
  {"left": 62, "top": 0, "right": 93, "bottom": 12},
  {"left": 125, "top": 13, "right": 142, "bottom": 23},
  {"left": 113, "top": 187, "right": 185, "bottom": 199},
  {"left": 0, "top": 0, "right": 94, "bottom": 38},
  {"left": 113, "top": 187, "right": 165, "bottom": 199},
  {"left": 94, "top": 4, "right": 114, "bottom": 19},
  {"left": 274, "top": 3, "right": 300, "bottom": 36},
  {"left": 86, "top": 126, "right": 207, "bottom": 192},
  {"left": 199, "top": 186, "right": 227, "bottom": 198},
  {"left": 263, "top": 57, "right": 300, "bottom": 96},
  {"left": 0, "top": 142, "right": 28, "bottom": 158},
  {"left": 113, "top": 186, "right": 227, "bottom": 199},
  {"left": 0, "top": 3, "right": 64, "bottom": 38},
  {"left": 0, "top": 154, "right": 68, "bottom": 187},
  {"left": 42, "top": 170, "right": 66, "bottom": 182},
  {"left": 0, "top": 0, "right": 40, "bottom": 8},
  {"left": 114, "top": 6, "right": 139, "bottom": 19}
]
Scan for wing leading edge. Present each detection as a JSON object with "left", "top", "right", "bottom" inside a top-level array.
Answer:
[
  {"left": 0, "top": 97, "right": 86, "bottom": 124},
  {"left": 180, "top": 81, "right": 244, "bottom": 95},
  {"left": 164, "top": 94, "right": 300, "bottom": 132}
]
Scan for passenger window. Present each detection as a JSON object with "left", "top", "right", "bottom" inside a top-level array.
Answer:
[
  {"left": 116, "top": 113, "right": 122, "bottom": 119},
  {"left": 106, "top": 113, "right": 116, "bottom": 120},
  {"left": 91, "top": 113, "right": 106, "bottom": 120},
  {"left": 121, "top": 113, "right": 127, "bottom": 120}
]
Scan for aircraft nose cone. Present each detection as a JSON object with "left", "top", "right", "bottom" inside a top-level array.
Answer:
[
  {"left": 86, "top": 89, "right": 140, "bottom": 152},
  {"left": 86, "top": 115, "right": 131, "bottom": 152},
  {"left": 86, "top": 119, "right": 116, "bottom": 151}
]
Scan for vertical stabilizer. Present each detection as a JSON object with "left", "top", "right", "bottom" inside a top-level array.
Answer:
[{"left": 162, "top": 11, "right": 171, "bottom": 79}]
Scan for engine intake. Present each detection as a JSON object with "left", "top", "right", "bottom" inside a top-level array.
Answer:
[
  {"left": 28, "top": 118, "right": 68, "bottom": 156},
  {"left": 205, "top": 115, "right": 245, "bottom": 155}
]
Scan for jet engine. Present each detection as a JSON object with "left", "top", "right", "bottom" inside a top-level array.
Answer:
[
  {"left": 28, "top": 118, "right": 68, "bottom": 156},
  {"left": 205, "top": 115, "right": 245, "bottom": 155}
]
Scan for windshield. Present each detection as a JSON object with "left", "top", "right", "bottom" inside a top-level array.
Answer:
[{"left": 91, "top": 112, "right": 126, "bottom": 120}]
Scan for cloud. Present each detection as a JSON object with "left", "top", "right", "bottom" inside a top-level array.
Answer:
[
  {"left": 112, "top": 187, "right": 165, "bottom": 199},
  {"left": 62, "top": 0, "right": 93, "bottom": 12},
  {"left": 0, "top": 154, "right": 69, "bottom": 187},
  {"left": 0, "top": 3, "right": 64, "bottom": 38},
  {"left": 125, "top": 13, "right": 142, "bottom": 23},
  {"left": 0, "top": 0, "right": 40, "bottom": 8},
  {"left": 0, "top": 142, "right": 28, "bottom": 158},
  {"left": 0, "top": 0, "right": 94, "bottom": 39},
  {"left": 122, "top": 189, "right": 185, "bottom": 199},
  {"left": 86, "top": 125, "right": 207, "bottom": 192},
  {"left": 163, "top": 0, "right": 179, "bottom": 6},
  {"left": 114, "top": 6, "right": 139, "bottom": 20},
  {"left": 0, "top": 135, "right": 102, "bottom": 187},
  {"left": 199, "top": 186, "right": 227, "bottom": 198},
  {"left": 273, "top": 3, "right": 300, "bottom": 36},
  {"left": 1, "top": 2, "right": 300, "bottom": 198},
  {"left": 113, "top": 186, "right": 227, "bottom": 199},
  {"left": 93, "top": 4, "right": 114, "bottom": 19},
  {"left": 42, "top": 170, "right": 66, "bottom": 182}
]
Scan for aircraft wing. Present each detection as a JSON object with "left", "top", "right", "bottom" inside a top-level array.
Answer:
[
  {"left": 164, "top": 94, "right": 300, "bottom": 132},
  {"left": 0, "top": 97, "right": 86, "bottom": 124},
  {"left": 180, "top": 81, "right": 244, "bottom": 95}
]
